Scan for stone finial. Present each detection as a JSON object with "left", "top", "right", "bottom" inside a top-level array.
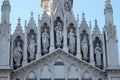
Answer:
[
  {"left": 105, "top": 0, "right": 112, "bottom": 8},
  {"left": 95, "top": 19, "right": 98, "bottom": 27},
  {"left": 25, "top": 20, "right": 27, "bottom": 27},
  {"left": 106, "top": 0, "right": 111, "bottom": 4},
  {"left": 38, "top": 15, "right": 40, "bottom": 20},
  {"left": 82, "top": 12, "right": 85, "bottom": 21},
  {"left": 89, "top": 21, "right": 92, "bottom": 28},
  {"left": 77, "top": 14, "right": 79, "bottom": 23},
  {"left": 18, "top": 17, "right": 21, "bottom": 23},
  {"left": 31, "top": 11, "right": 33, "bottom": 17}
]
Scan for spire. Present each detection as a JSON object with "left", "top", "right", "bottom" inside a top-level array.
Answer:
[
  {"left": 82, "top": 12, "right": 85, "bottom": 21},
  {"left": 14, "top": 17, "right": 23, "bottom": 34},
  {"left": 95, "top": 19, "right": 98, "bottom": 27},
  {"left": 104, "top": 0, "right": 114, "bottom": 26},
  {"left": 17, "top": 17, "right": 21, "bottom": 26},
  {"left": 105, "top": 0, "right": 112, "bottom": 9},
  {"left": 28, "top": 11, "right": 36, "bottom": 27},
  {"left": 80, "top": 13, "right": 87, "bottom": 28},
  {"left": 1, "top": 0, "right": 11, "bottom": 23},
  {"left": 93, "top": 19, "right": 101, "bottom": 35}
]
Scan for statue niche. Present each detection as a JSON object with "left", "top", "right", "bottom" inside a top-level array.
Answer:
[
  {"left": 68, "top": 27, "right": 76, "bottom": 55},
  {"left": 81, "top": 30, "right": 89, "bottom": 61},
  {"left": 93, "top": 37, "right": 103, "bottom": 69},
  {"left": 13, "top": 36, "right": 23, "bottom": 69},
  {"left": 54, "top": 18, "right": 63, "bottom": 48},
  {"left": 42, "top": 29, "right": 50, "bottom": 55},
  {"left": 27, "top": 30, "right": 37, "bottom": 62}
]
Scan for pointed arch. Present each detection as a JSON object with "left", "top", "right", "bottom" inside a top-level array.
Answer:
[
  {"left": 54, "top": 57, "right": 65, "bottom": 78},
  {"left": 40, "top": 64, "right": 51, "bottom": 78},
  {"left": 68, "top": 64, "right": 79, "bottom": 78},
  {"left": 27, "top": 71, "right": 37, "bottom": 80},
  {"left": 82, "top": 71, "right": 92, "bottom": 80}
]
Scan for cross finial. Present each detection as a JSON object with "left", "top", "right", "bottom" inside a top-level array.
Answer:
[
  {"left": 95, "top": 19, "right": 98, "bottom": 27},
  {"left": 106, "top": 0, "right": 111, "bottom": 4},
  {"left": 82, "top": 12, "right": 85, "bottom": 18},
  {"left": 18, "top": 17, "right": 21, "bottom": 23},
  {"left": 31, "top": 11, "right": 34, "bottom": 17},
  {"left": 82, "top": 12, "right": 86, "bottom": 21}
]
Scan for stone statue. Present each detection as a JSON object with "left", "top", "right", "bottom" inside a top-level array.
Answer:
[
  {"left": 13, "top": 42, "right": 23, "bottom": 68},
  {"left": 81, "top": 35, "right": 88, "bottom": 61},
  {"left": 28, "top": 35, "right": 37, "bottom": 61},
  {"left": 68, "top": 29, "right": 75, "bottom": 54},
  {"left": 42, "top": 29, "right": 50, "bottom": 54},
  {"left": 55, "top": 22, "right": 63, "bottom": 48},
  {"left": 94, "top": 43, "right": 102, "bottom": 68}
]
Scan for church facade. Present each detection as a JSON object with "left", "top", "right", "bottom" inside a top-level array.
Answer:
[{"left": 0, "top": 0, "right": 120, "bottom": 80}]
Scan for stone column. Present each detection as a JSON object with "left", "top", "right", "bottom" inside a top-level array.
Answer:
[
  {"left": 76, "top": 15, "right": 82, "bottom": 59},
  {"left": 63, "top": 14, "right": 68, "bottom": 52},
  {"left": 22, "top": 22, "right": 28, "bottom": 66},
  {"left": 89, "top": 27, "right": 95, "bottom": 66},
  {"left": 102, "top": 30, "right": 106, "bottom": 69},
  {"left": 36, "top": 17, "right": 41, "bottom": 59},
  {"left": 49, "top": 14, "right": 55, "bottom": 52}
]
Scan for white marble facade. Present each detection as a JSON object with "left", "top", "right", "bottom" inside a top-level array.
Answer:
[{"left": 0, "top": 0, "right": 120, "bottom": 80}]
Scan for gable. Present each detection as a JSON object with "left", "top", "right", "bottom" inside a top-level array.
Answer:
[{"left": 11, "top": 49, "right": 106, "bottom": 80}]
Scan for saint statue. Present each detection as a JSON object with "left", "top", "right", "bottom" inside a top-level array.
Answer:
[
  {"left": 13, "top": 42, "right": 23, "bottom": 68},
  {"left": 55, "top": 22, "right": 63, "bottom": 48},
  {"left": 28, "top": 35, "right": 37, "bottom": 61},
  {"left": 81, "top": 35, "right": 88, "bottom": 60},
  {"left": 68, "top": 29, "right": 75, "bottom": 54},
  {"left": 42, "top": 29, "right": 50, "bottom": 54},
  {"left": 94, "top": 43, "right": 102, "bottom": 68}
]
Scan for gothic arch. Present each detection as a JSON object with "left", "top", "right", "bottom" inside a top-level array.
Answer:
[
  {"left": 82, "top": 71, "right": 92, "bottom": 80},
  {"left": 13, "top": 36, "right": 23, "bottom": 69},
  {"left": 40, "top": 64, "right": 51, "bottom": 78},
  {"left": 26, "top": 71, "right": 37, "bottom": 80},
  {"left": 67, "top": 23, "right": 76, "bottom": 55},
  {"left": 93, "top": 37, "right": 103, "bottom": 69},
  {"left": 53, "top": 57, "right": 65, "bottom": 78},
  {"left": 27, "top": 29, "right": 37, "bottom": 62},
  {"left": 41, "top": 22, "right": 50, "bottom": 55},
  {"left": 54, "top": 17, "right": 64, "bottom": 48},
  {"left": 68, "top": 64, "right": 79, "bottom": 79},
  {"left": 80, "top": 30, "right": 90, "bottom": 62}
]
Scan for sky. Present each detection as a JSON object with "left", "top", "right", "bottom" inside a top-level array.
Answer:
[{"left": 0, "top": 0, "right": 120, "bottom": 60}]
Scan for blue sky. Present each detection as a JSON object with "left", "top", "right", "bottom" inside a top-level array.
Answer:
[{"left": 0, "top": 0, "right": 120, "bottom": 60}]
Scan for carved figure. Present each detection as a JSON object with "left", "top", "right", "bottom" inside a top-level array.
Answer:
[
  {"left": 81, "top": 36, "right": 88, "bottom": 60},
  {"left": 94, "top": 43, "right": 102, "bottom": 67},
  {"left": 42, "top": 29, "right": 50, "bottom": 54},
  {"left": 55, "top": 22, "right": 63, "bottom": 48},
  {"left": 68, "top": 29, "right": 75, "bottom": 54},
  {"left": 28, "top": 35, "right": 36, "bottom": 61},
  {"left": 13, "top": 42, "right": 23, "bottom": 68}
]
